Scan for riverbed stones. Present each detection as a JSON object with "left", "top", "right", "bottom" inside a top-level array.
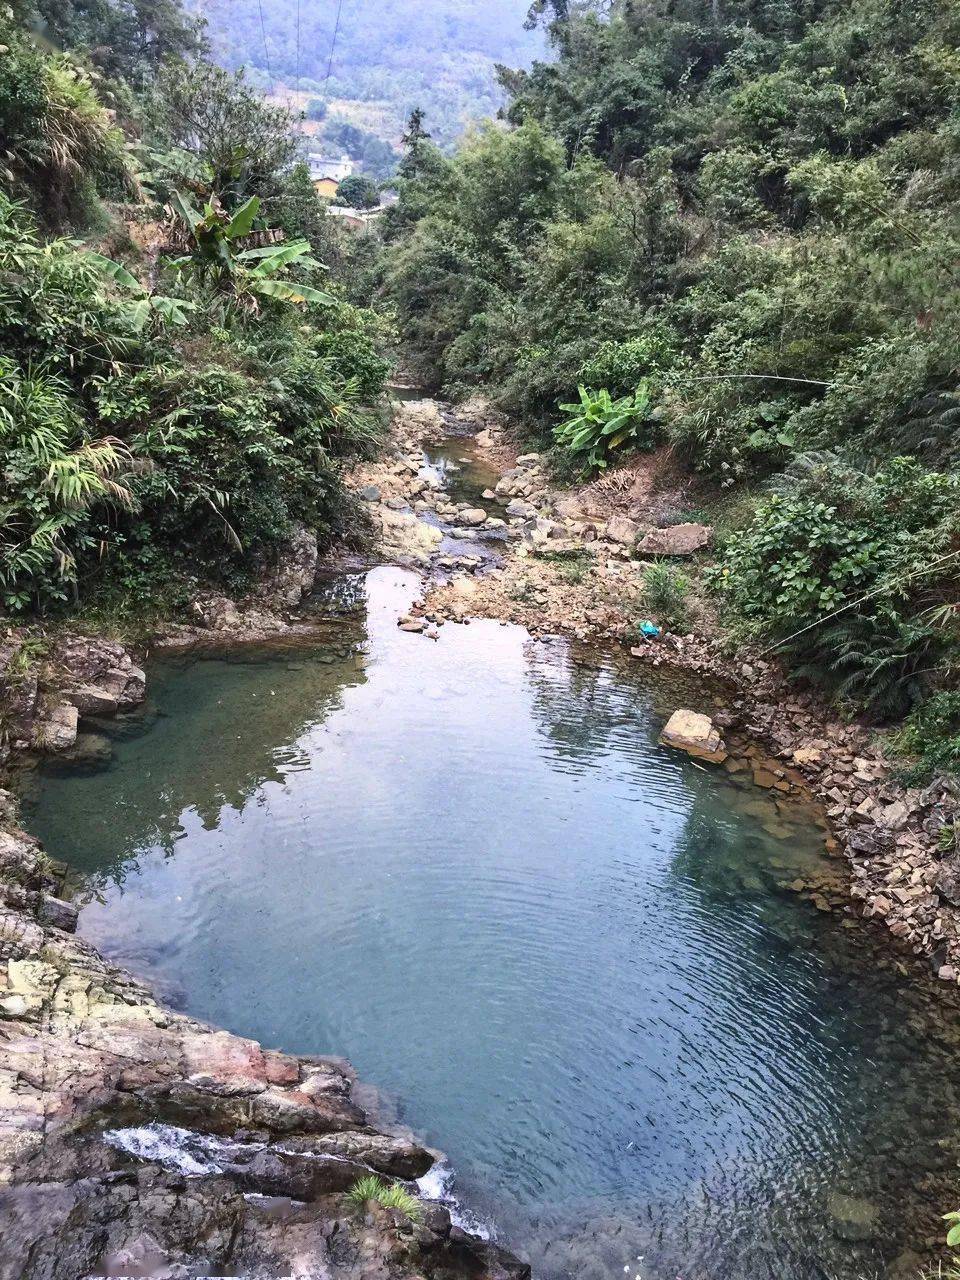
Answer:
[
  {"left": 659, "top": 710, "right": 728, "bottom": 764},
  {"left": 460, "top": 507, "right": 488, "bottom": 526},
  {"left": 638, "top": 522, "right": 712, "bottom": 556},
  {"left": 361, "top": 484, "right": 382, "bottom": 501}
]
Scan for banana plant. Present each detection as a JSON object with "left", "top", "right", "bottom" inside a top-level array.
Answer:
[
  {"left": 88, "top": 253, "right": 198, "bottom": 332},
  {"left": 553, "top": 381, "right": 656, "bottom": 471},
  {"left": 168, "top": 192, "right": 334, "bottom": 307}
]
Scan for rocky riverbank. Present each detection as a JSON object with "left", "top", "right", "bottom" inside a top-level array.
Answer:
[{"left": 350, "top": 396, "right": 960, "bottom": 986}]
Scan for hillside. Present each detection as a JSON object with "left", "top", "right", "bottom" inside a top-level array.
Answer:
[{"left": 195, "top": 0, "right": 545, "bottom": 147}]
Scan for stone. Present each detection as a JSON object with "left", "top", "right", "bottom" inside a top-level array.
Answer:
[
  {"left": 638, "top": 523, "right": 713, "bottom": 556},
  {"left": 35, "top": 703, "right": 78, "bottom": 752},
  {"left": 604, "top": 515, "right": 639, "bottom": 546},
  {"left": 37, "top": 895, "right": 79, "bottom": 933},
  {"left": 64, "top": 685, "right": 119, "bottom": 717},
  {"left": 505, "top": 498, "right": 537, "bottom": 519},
  {"left": 826, "top": 1191, "right": 879, "bottom": 1242},
  {"left": 460, "top": 508, "right": 488, "bottom": 527},
  {"left": 360, "top": 484, "right": 381, "bottom": 502},
  {"left": 377, "top": 509, "right": 443, "bottom": 564},
  {"left": 397, "top": 616, "right": 425, "bottom": 633},
  {"left": 659, "top": 710, "right": 728, "bottom": 764},
  {"left": 792, "top": 745, "right": 824, "bottom": 768},
  {"left": 935, "top": 857, "right": 960, "bottom": 907}
]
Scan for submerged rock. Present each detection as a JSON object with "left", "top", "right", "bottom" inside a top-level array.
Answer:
[{"left": 659, "top": 710, "right": 728, "bottom": 764}]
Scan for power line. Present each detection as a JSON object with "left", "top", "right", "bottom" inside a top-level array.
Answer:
[
  {"left": 294, "top": 0, "right": 301, "bottom": 98},
  {"left": 325, "top": 0, "right": 345, "bottom": 84},
  {"left": 256, "top": 0, "right": 273, "bottom": 89}
]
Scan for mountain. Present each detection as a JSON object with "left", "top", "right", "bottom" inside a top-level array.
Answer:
[{"left": 194, "top": 0, "right": 545, "bottom": 146}]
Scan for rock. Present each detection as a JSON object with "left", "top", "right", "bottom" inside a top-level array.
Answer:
[
  {"left": 791, "top": 745, "right": 824, "bottom": 769},
  {"left": 360, "top": 484, "right": 381, "bottom": 502},
  {"left": 516, "top": 452, "right": 540, "bottom": 466},
  {"left": 38, "top": 896, "right": 79, "bottom": 933},
  {"left": 261, "top": 524, "right": 318, "bottom": 606},
  {"left": 935, "top": 857, "right": 960, "bottom": 906},
  {"left": 397, "top": 398, "right": 444, "bottom": 433},
  {"left": 659, "top": 710, "right": 728, "bottom": 764},
  {"left": 376, "top": 509, "right": 443, "bottom": 564},
  {"left": 505, "top": 498, "right": 537, "bottom": 520},
  {"left": 64, "top": 685, "right": 119, "bottom": 717},
  {"left": 397, "top": 616, "right": 425, "bottom": 633},
  {"left": 826, "top": 1191, "right": 879, "bottom": 1242},
  {"left": 638, "top": 523, "right": 713, "bottom": 556},
  {"left": 460, "top": 508, "right": 488, "bottom": 527},
  {"left": 604, "top": 515, "right": 639, "bottom": 546},
  {"left": 35, "top": 704, "right": 78, "bottom": 752},
  {"left": 482, "top": 489, "right": 496, "bottom": 500}
]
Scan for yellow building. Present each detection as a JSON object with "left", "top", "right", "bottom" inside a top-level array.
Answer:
[{"left": 312, "top": 176, "right": 340, "bottom": 200}]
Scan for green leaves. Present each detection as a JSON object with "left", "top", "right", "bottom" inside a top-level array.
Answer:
[{"left": 553, "top": 381, "right": 655, "bottom": 471}]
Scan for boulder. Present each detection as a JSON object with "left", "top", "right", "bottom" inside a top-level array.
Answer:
[
  {"left": 506, "top": 498, "right": 537, "bottom": 520},
  {"left": 460, "top": 508, "right": 488, "bottom": 527},
  {"left": 638, "top": 523, "right": 712, "bottom": 556},
  {"left": 65, "top": 685, "right": 119, "bottom": 717},
  {"left": 659, "top": 709, "right": 728, "bottom": 764},
  {"left": 604, "top": 515, "right": 639, "bottom": 546},
  {"left": 35, "top": 704, "right": 78, "bottom": 752},
  {"left": 376, "top": 509, "right": 443, "bottom": 564},
  {"left": 397, "top": 398, "right": 444, "bottom": 434}
]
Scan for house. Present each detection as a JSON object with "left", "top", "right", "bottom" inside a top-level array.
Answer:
[
  {"left": 308, "top": 153, "right": 353, "bottom": 200},
  {"left": 325, "top": 204, "right": 384, "bottom": 231}
]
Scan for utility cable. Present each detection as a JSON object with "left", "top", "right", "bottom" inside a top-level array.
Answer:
[
  {"left": 325, "top": 0, "right": 345, "bottom": 84},
  {"left": 256, "top": 0, "right": 273, "bottom": 89}
]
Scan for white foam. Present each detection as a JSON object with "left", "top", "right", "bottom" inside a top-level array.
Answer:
[
  {"left": 104, "top": 1123, "right": 230, "bottom": 1176},
  {"left": 417, "top": 1159, "right": 493, "bottom": 1240}
]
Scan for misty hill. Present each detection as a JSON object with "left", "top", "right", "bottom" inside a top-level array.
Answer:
[{"left": 195, "top": 0, "right": 544, "bottom": 145}]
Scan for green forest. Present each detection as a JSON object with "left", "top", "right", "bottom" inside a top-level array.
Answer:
[{"left": 1, "top": 0, "right": 389, "bottom": 620}]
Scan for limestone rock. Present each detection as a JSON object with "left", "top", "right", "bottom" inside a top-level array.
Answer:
[
  {"left": 376, "top": 509, "right": 443, "bottom": 564},
  {"left": 659, "top": 709, "right": 728, "bottom": 764},
  {"left": 35, "top": 704, "right": 78, "bottom": 752},
  {"left": 460, "top": 507, "right": 488, "bottom": 527},
  {"left": 604, "top": 515, "right": 639, "bottom": 546},
  {"left": 638, "top": 523, "right": 712, "bottom": 556}
]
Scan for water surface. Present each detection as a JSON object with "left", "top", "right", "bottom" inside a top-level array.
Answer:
[{"left": 27, "top": 567, "right": 960, "bottom": 1280}]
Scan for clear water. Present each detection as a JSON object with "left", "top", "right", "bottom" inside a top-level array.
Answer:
[{"left": 26, "top": 567, "right": 960, "bottom": 1280}]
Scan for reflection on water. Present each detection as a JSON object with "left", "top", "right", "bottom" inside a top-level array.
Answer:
[{"left": 26, "top": 567, "right": 960, "bottom": 1280}]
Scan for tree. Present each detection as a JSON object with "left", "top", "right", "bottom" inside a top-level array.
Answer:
[
  {"left": 33, "top": 0, "right": 204, "bottom": 85},
  {"left": 335, "top": 173, "right": 380, "bottom": 209},
  {"left": 155, "top": 62, "right": 298, "bottom": 204}
]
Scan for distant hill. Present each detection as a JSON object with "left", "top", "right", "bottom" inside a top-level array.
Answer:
[{"left": 194, "top": 0, "right": 545, "bottom": 147}]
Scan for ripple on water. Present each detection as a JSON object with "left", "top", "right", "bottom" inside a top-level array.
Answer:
[{"left": 27, "top": 566, "right": 960, "bottom": 1280}]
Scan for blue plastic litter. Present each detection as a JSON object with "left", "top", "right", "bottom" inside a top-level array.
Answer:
[{"left": 639, "top": 620, "right": 661, "bottom": 639}]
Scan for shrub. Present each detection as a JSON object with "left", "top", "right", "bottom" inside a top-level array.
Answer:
[
  {"left": 577, "top": 329, "right": 678, "bottom": 399},
  {"left": 641, "top": 564, "right": 690, "bottom": 631},
  {"left": 553, "top": 382, "right": 657, "bottom": 472},
  {"left": 893, "top": 692, "right": 960, "bottom": 782},
  {"left": 708, "top": 460, "right": 960, "bottom": 719},
  {"left": 347, "top": 1175, "right": 422, "bottom": 1221}
]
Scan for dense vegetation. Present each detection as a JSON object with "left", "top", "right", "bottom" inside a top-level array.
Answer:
[
  {"left": 197, "top": 0, "right": 543, "bottom": 149},
  {"left": 379, "top": 0, "right": 960, "bottom": 732},
  {"left": 0, "top": 3, "right": 389, "bottom": 618}
]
